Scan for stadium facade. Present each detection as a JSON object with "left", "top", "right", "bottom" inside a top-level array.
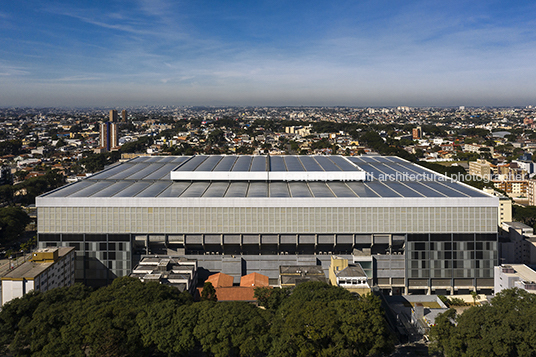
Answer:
[{"left": 36, "top": 155, "right": 499, "bottom": 294}]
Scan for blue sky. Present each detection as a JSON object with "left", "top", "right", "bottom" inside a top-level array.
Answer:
[{"left": 1, "top": 0, "right": 535, "bottom": 107}]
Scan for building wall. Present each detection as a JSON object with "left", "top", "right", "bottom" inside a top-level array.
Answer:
[
  {"left": 1, "top": 249, "right": 75, "bottom": 305},
  {"left": 38, "top": 205, "right": 498, "bottom": 234},
  {"left": 1, "top": 279, "right": 34, "bottom": 305},
  {"left": 37, "top": 235, "right": 131, "bottom": 286},
  {"left": 499, "top": 198, "right": 512, "bottom": 224}
]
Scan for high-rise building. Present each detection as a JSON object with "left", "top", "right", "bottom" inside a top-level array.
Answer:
[
  {"left": 412, "top": 127, "right": 422, "bottom": 140},
  {"left": 99, "top": 122, "right": 118, "bottom": 151},
  {"left": 109, "top": 110, "right": 118, "bottom": 123},
  {"left": 121, "top": 110, "right": 127, "bottom": 122}
]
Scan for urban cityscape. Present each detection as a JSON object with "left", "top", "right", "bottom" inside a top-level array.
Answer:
[
  {"left": 0, "top": 105, "right": 535, "bottom": 355},
  {"left": 2, "top": 0, "right": 536, "bottom": 356}
]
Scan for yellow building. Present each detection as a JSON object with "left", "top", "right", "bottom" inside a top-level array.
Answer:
[{"left": 329, "top": 256, "right": 370, "bottom": 295}]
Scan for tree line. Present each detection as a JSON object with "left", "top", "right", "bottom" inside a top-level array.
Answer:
[
  {"left": 0, "top": 278, "right": 395, "bottom": 357},
  {"left": 429, "top": 288, "right": 536, "bottom": 357}
]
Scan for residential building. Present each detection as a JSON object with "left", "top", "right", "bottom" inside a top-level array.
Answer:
[
  {"left": 528, "top": 180, "right": 536, "bottom": 205},
  {"left": 500, "top": 222, "right": 536, "bottom": 266},
  {"left": 494, "top": 264, "right": 536, "bottom": 294},
  {"left": 493, "top": 180, "right": 529, "bottom": 198},
  {"left": 1, "top": 247, "right": 75, "bottom": 305},
  {"left": 329, "top": 256, "right": 370, "bottom": 295},
  {"left": 468, "top": 159, "right": 493, "bottom": 180},
  {"left": 109, "top": 110, "right": 118, "bottom": 123},
  {"left": 99, "top": 121, "right": 118, "bottom": 151},
  {"left": 412, "top": 127, "right": 422, "bottom": 140}
]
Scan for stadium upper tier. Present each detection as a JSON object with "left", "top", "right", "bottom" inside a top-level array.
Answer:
[{"left": 39, "top": 155, "right": 491, "bottom": 200}]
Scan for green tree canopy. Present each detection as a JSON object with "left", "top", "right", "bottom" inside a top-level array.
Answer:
[
  {"left": 429, "top": 288, "right": 536, "bottom": 357},
  {"left": 0, "top": 206, "right": 30, "bottom": 244},
  {"left": 200, "top": 281, "right": 218, "bottom": 302}
]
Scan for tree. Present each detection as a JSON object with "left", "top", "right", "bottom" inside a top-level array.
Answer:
[
  {"left": 200, "top": 282, "right": 218, "bottom": 302},
  {"left": 194, "top": 301, "right": 272, "bottom": 357},
  {"left": 470, "top": 290, "right": 480, "bottom": 305},
  {"left": 0, "top": 185, "right": 14, "bottom": 205},
  {"left": 55, "top": 138, "right": 67, "bottom": 148},
  {"left": 0, "top": 284, "right": 93, "bottom": 356},
  {"left": 271, "top": 291, "right": 394, "bottom": 357},
  {"left": 0, "top": 206, "right": 30, "bottom": 244},
  {"left": 429, "top": 288, "right": 536, "bottom": 357},
  {"left": 254, "top": 287, "right": 290, "bottom": 310},
  {"left": 137, "top": 301, "right": 198, "bottom": 356}
]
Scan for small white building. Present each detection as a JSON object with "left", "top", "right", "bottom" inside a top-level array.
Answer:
[
  {"left": 1, "top": 247, "right": 75, "bottom": 305},
  {"left": 494, "top": 264, "right": 536, "bottom": 294}
]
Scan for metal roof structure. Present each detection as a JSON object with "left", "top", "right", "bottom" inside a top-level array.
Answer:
[{"left": 40, "top": 155, "right": 492, "bottom": 200}]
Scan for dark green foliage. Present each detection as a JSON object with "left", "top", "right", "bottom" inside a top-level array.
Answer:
[
  {"left": 12, "top": 170, "right": 66, "bottom": 204},
  {"left": 79, "top": 152, "right": 120, "bottom": 173},
  {"left": 429, "top": 288, "right": 536, "bottom": 357},
  {"left": 0, "top": 139, "right": 23, "bottom": 156},
  {"left": 254, "top": 287, "right": 291, "bottom": 310},
  {"left": 0, "top": 185, "right": 14, "bottom": 205},
  {"left": 201, "top": 281, "right": 218, "bottom": 302},
  {"left": 418, "top": 161, "right": 466, "bottom": 178},
  {"left": 0, "top": 277, "right": 187, "bottom": 357},
  {"left": 446, "top": 297, "right": 468, "bottom": 306},
  {"left": 0, "top": 206, "right": 30, "bottom": 244},
  {"left": 0, "top": 279, "right": 394, "bottom": 357},
  {"left": 284, "top": 280, "right": 355, "bottom": 304},
  {"left": 271, "top": 287, "right": 395, "bottom": 357},
  {"left": 513, "top": 205, "right": 536, "bottom": 229},
  {"left": 119, "top": 136, "right": 154, "bottom": 153},
  {"left": 0, "top": 284, "right": 93, "bottom": 356},
  {"left": 137, "top": 301, "right": 198, "bottom": 356},
  {"left": 194, "top": 301, "right": 272, "bottom": 357},
  {"left": 359, "top": 131, "right": 416, "bottom": 161}
]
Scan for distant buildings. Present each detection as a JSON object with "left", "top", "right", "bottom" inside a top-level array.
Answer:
[
  {"left": 1, "top": 247, "right": 75, "bottom": 305},
  {"left": 99, "top": 121, "right": 118, "bottom": 151},
  {"left": 468, "top": 159, "right": 493, "bottom": 180},
  {"left": 121, "top": 110, "right": 128, "bottom": 123},
  {"left": 109, "top": 109, "right": 118, "bottom": 123},
  {"left": 412, "top": 126, "right": 422, "bottom": 140}
]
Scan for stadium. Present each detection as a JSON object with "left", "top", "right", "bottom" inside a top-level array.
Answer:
[{"left": 36, "top": 155, "right": 499, "bottom": 294}]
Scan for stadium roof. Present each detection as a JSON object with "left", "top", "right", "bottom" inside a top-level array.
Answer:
[{"left": 38, "top": 155, "right": 496, "bottom": 207}]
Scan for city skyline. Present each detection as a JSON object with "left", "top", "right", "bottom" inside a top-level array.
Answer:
[{"left": 1, "top": 0, "right": 535, "bottom": 107}]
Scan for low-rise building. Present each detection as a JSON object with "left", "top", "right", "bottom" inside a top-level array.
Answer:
[
  {"left": 130, "top": 256, "right": 197, "bottom": 293},
  {"left": 499, "top": 222, "right": 536, "bottom": 265},
  {"left": 494, "top": 264, "right": 536, "bottom": 294},
  {"left": 279, "top": 265, "right": 327, "bottom": 288},
  {"left": 199, "top": 272, "right": 270, "bottom": 302},
  {"left": 329, "top": 256, "right": 370, "bottom": 295},
  {"left": 1, "top": 247, "right": 75, "bottom": 305}
]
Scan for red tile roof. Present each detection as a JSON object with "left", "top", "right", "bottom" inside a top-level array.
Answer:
[
  {"left": 206, "top": 272, "right": 234, "bottom": 287},
  {"left": 240, "top": 272, "right": 269, "bottom": 287},
  {"left": 215, "top": 287, "right": 256, "bottom": 301}
]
